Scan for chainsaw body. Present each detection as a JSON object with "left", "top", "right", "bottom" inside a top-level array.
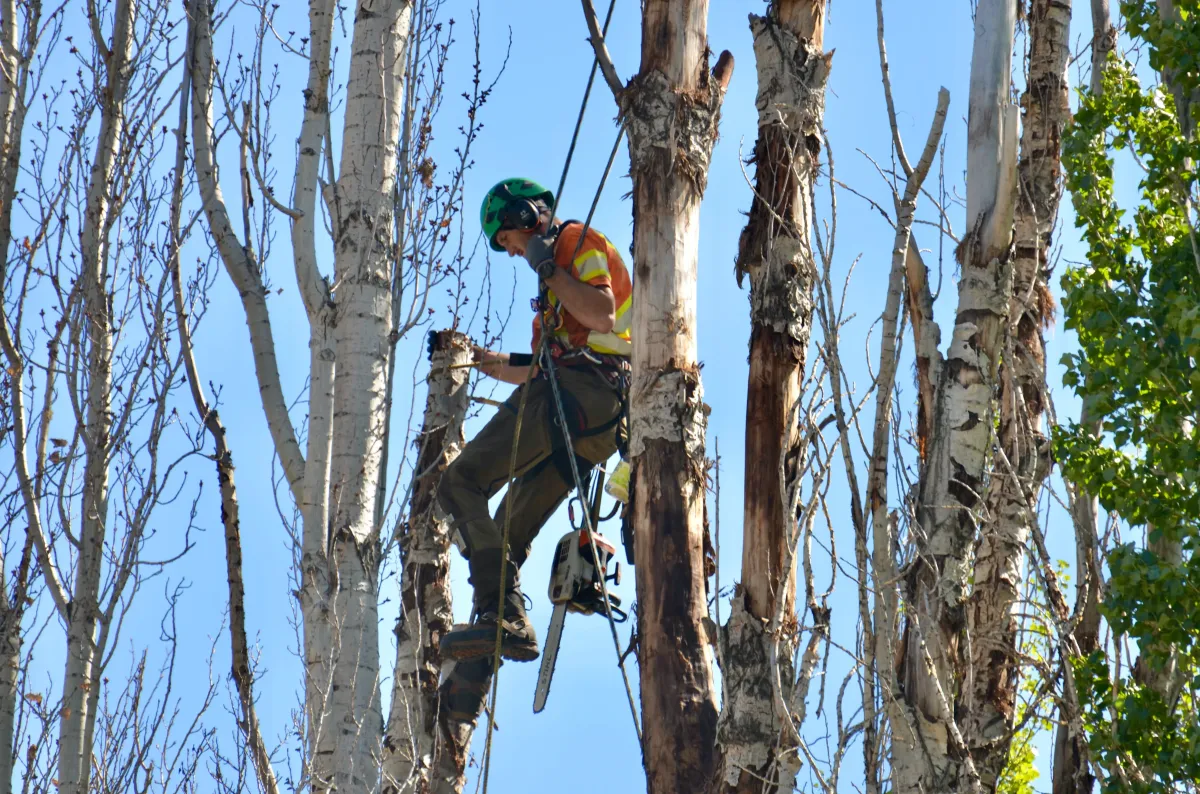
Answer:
[
  {"left": 547, "top": 529, "right": 624, "bottom": 618},
  {"left": 534, "top": 528, "right": 626, "bottom": 713}
]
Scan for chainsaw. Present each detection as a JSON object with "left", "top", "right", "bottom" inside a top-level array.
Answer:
[{"left": 532, "top": 526, "right": 626, "bottom": 713}]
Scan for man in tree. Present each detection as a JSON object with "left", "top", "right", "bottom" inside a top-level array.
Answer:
[{"left": 438, "top": 177, "right": 633, "bottom": 665}]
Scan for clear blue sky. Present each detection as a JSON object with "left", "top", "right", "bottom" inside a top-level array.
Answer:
[{"left": 22, "top": 2, "right": 1103, "bottom": 792}]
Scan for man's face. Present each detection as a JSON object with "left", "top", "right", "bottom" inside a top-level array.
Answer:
[{"left": 495, "top": 227, "right": 534, "bottom": 258}]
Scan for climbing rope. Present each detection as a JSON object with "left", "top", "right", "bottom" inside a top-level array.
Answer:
[{"left": 476, "top": 2, "right": 640, "bottom": 792}]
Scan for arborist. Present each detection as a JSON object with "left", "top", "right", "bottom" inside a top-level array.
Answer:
[{"left": 437, "top": 177, "right": 632, "bottom": 665}]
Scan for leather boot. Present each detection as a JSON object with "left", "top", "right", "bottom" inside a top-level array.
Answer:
[{"left": 440, "top": 549, "right": 539, "bottom": 663}]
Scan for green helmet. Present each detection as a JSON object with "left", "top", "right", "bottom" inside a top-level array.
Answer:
[{"left": 480, "top": 178, "right": 554, "bottom": 252}]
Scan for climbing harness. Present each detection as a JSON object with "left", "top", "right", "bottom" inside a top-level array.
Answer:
[{"left": 476, "top": 2, "right": 638, "bottom": 791}]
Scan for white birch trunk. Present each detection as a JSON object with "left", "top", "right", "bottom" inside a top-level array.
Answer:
[
  {"left": 382, "top": 332, "right": 471, "bottom": 794},
  {"left": 0, "top": 1, "right": 31, "bottom": 785},
  {"left": 714, "top": 4, "right": 829, "bottom": 791},
  {"left": 58, "top": 4, "right": 136, "bottom": 791},
  {"left": 895, "top": 2, "right": 1018, "bottom": 791},
  {"left": 309, "top": 2, "right": 412, "bottom": 789},
  {"left": 291, "top": 4, "right": 338, "bottom": 774},
  {"left": 966, "top": 1, "right": 1070, "bottom": 788}
]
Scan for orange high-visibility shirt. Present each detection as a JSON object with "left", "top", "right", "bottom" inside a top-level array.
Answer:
[{"left": 531, "top": 222, "right": 632, "bottom": 356}]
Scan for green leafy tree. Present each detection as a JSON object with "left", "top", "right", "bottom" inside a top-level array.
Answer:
[{"left": 1059, "top": 2, "right": 1200, "bottom": 790}]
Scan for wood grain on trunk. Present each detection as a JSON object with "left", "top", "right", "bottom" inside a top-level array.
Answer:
[
  {"left": 714, "top": 3, "right": 828, "bottom": 791},
  {"left": 614, "top": 2, "right": 732, "bottom": 788}
]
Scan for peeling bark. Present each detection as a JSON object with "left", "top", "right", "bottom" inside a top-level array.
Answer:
[
  {"left": 895, "top": 3, "right": 1019, "bottom": 792},
  {"left": 714, "top": 4, "right": 829, "bottom": 792},
  {"left": 905, "top": 242, "right": 941, "bottom": 462},
  {"left": 611, "top": 5, "right": 733, "bottom": 787},
  {"left": 964, "top": 1, "right": 1070, "bottom": 789},
  {"left": 382, "top": 331, "right": 472, "bottom": 794}
]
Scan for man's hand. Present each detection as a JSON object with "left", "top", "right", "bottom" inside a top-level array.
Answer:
[
  {"left": 523, "top": 232, "right": 558, "bottom": 281},
  {"left": 471, "top": 345, "right": 531, "bottom": 385}
]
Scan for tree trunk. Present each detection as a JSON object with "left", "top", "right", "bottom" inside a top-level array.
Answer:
[
  {"left": 0, "top": 536, "right": 33, "bottom": 794},
  {"left": 382, "top": 331, "right": 472, "bottom": 794},
  {"left": 291, "top": 4, "right": 338, "bottom": 786},
  {"left": 714, "top": 3, "right": 829, "bottom": 791},
  {"left": 310, "top": 2, "right": 412, "bottom": 789},
  {"left": 0, "top": 1, "right": 35, "bottom": 786},
  {"left": 59, "top": 4, "right": 136, "bottom": 792},
  {"left": 0, "top": 595, "right": 17, "bottom": 794},
  {"left": 964, "top": 0, "right": 1070, "bottom": 788},
  {"left": 894, "top": 1, "right": 1019, "bottom": 791},
  {"left": 613, "top": 3, "right": 732, "bottom": 790}
]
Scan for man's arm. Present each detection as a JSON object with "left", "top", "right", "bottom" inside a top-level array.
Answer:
[
  {"left": 543, "top": 268, "right": 616, "bottom": 333},
  {"left": 473, "top": 346, "right": 534, "bottom": 384}
]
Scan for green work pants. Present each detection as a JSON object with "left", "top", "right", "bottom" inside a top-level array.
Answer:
[{"left": 437, "top": 365, "right": 622, "bottom": 571}]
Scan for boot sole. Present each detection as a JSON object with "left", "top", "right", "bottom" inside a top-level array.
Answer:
[{"left": 441, "top": 635, "right": 540, "bottom": 663}]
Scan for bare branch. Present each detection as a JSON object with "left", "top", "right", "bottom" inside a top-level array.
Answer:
[
  {"left": 580, "top": 0, "right": 624, "bottom": 98},
  {"left": 290, "top": 0, "right": 336, "bottom": 319},
  {"left": 189, "top": 0, "right": 307, "bottom": 504}
]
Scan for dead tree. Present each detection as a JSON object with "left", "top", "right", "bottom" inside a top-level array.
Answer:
[
  {"left": 892, "top": 0, "right": 1020, "bottom": 790},
  {"left": 382, "top": 330, "right": 473, "bottom": 794},
  {"left": 963, "top": 0, "right": 1072, "bottom": 788},
  {"left": 582, "top": 1, "right": 733, "bottom": 789},
  {"left": 713, "top": 3, "right": 831, "bottom": 791}
]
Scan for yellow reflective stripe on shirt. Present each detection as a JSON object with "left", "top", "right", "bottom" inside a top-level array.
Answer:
[
  {"left": 573, "top": 249, "right": 610, "bottom": 283},
  {"left": 613, "top": 295, "right": 632, "bottom": 334},
  {"left": 586, "top": 331, "right": 632, "bottom": 355}
]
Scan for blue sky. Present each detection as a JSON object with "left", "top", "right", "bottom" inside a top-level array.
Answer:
[{"left": 17, "top": 1, "right": 1107, "bottom": 791}]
